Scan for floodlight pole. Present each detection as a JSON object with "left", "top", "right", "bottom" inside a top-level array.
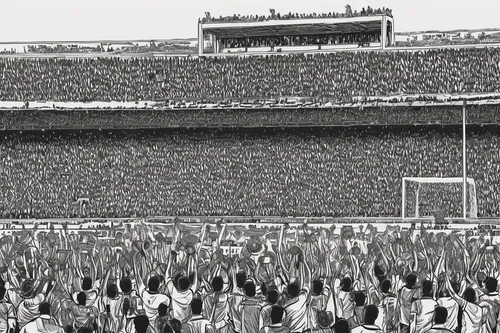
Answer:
[{"left": 462, "top": 100, "right": 467, "bottom": 220}]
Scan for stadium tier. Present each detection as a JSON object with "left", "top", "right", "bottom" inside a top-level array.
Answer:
[
  {"left": 1, "top": 126, "right": 499, "bottom": 219},
  {"left": 1, "top": 48, "right": 500, "bottom": 102}
]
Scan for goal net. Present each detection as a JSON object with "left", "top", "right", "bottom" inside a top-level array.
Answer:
[{"left": 402, "top": 177, "right": 478, "bottom": 219}]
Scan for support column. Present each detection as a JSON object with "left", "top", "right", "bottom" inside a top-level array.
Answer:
[{"left": 198, "top": 22, "right": 204, "bottom": 56}]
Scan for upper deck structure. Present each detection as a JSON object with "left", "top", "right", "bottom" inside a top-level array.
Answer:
[{"left": 198, "top": 14, "right": 395, "bottom": 56}]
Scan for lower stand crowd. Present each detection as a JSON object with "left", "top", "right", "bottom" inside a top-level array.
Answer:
[{"left": 0, "top": 221, "right": 498, "bottom": 333}]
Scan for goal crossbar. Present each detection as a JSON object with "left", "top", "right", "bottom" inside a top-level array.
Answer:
[{"left": 402, "top": 177, "right": 477, "bottom": 219}]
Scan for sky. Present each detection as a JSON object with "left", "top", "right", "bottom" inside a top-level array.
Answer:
[{"left": 1, "top": 0, "right": 499, "bottom": 42}]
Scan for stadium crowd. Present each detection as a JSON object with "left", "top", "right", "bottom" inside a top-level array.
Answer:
[
  {"left": 2, "top": 105, "right": 500, "bottom": 130},
  {"left": 1, "top": 127, "right": 499, "bottom": 219},
  {"left": 1, "top": 48, "right": 500, "bottom": 102},
  {"left": 201, "top": 6, "right": 393, "bottom": 23},
  {"left": 0, "top": 220, "right": 497, "bottom": 333}
]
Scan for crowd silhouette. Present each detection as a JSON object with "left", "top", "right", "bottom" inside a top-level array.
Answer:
[{"left": 0, "top": 220, "right": 497, "bottom": 333}]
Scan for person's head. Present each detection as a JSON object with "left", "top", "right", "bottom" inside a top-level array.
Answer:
[
  {"left": 287, "top": 282, "right": 300, "bottom": 298},
  {"left": 485, "top": 277, "right": 498, "bottom": 293},
  {"left": 464, "top": 287, "right": 477, "bottom": 303},
  {"left": 158, "top": 303, "right": 169, "bottom": 317},
  {"left": 380, "top": 279, "right": 392, "bottom": 293},
  {"left": 334, "top": 319, "right": 350, "bottom": 333},
  {"left": 313, "top": 279, "right": 324, "bottom": 296},
  {"left": 211, "top": 276, "right": 224, "bottom": 292},
  {"left": 364, "top": 305, "right": 379, "bottom": 325},
  {"left": 148, "top": 276, "right": 161, "bottom": 292},
  {"left": 341, "top": 277, "right": 352, "bottom": 291},
  {"left": 354, "top": 292, "right": 366, "bottom": 307},
  {"left": 244, "top": 281, "right": 256, "bottom": 297},
  {"left": 236, "top": 272, "right": 247, "bottom": 288},
  {"left": 107, "top": 284, "right": 119, "bottom": 299},
  {"left": 434, "top": 306, "right": 448, "bottom": 325},
  {"left": 267, "top": 289, "right": 279, "bottom": 304},
  {"left": 405, "top": 273, "right": 417, "bottom": 288},
  {"left": 134, "top": 315, "right": 150, "bottom": 333},
  {"left": 178, "top": 277, "right": 191, "bottom": 291},
  {"left": 191, "top": 298, "right": 203, "bottom": 315},
  {"left": 81, "top": 277, "right": 92, "bottom": 291},
  {"left": 39, "top": 302, "right": 51, "bottom": 316},
  {"left": 77, "top": 292, "right": 87, "bottom": 306},
  {"left": 163, "top": 325, "right": 174, "bottom": 333},
  {"left": 77, "top": 328, "right": 92, "bottom": 333},
  {"left": 0, "top": 285, "right": 6, "bottom": 300},
  {"left": 422, "top": 280, "right": 433, "bottom": 296},
  {"left": 317, "top": 311, "right": 334, "bottom": 329},
  {"left": 169, "top": 319, "right": 182, "bottom": 333},
  {"left": 451, "top": 282, "right": 460, "bottom": 294},
  {"left": 120, "top": 278, "right": 133, "bottom": 294},
  {"left": 270, "top": 305, "right": 285, "bottom": 324}
]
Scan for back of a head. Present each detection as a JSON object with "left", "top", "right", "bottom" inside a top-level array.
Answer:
[
  {"left": 191, "top": 298, "right": 203, "bottom": 315},
  {"left": 107, "top": 284, "right": 119, "bottom": 299},
  {"left": 317, "top": 311, "right": 333, "bottom": 329},
  {"left": 158, "top": 303, "right": 169, "bottom": 317},
  {"left": 422, "top": 280, "right": 433, "bottom": 296},
  {"left": 77, "top": 292, "right": 87, "bottom": 306},
  {"left": 120, "top": 278, "right": 133, "bottom": 294},
  {"left": 464, "top": 287, "right": 476, "bottom": 303},
  {"left": 0, "top": 285, "right": 6, "bottom": 300},
  {"left": 82, "top": 277, "right": 92, "bottom": 291},
  {"left": 178, "top": 277, "right": 191, "bottom": 291},
  {"left": 341, "top": 277, "right": 352, "bottom": 290},
  {"left": 244, "top": 281, "right": 256, "bottom": 297},
  {"left": 354, "top": 292, "right": 366, "bottom": 307},
  {"left": 211, "top": 276, "right": 224, "bottom": 292},
  {"left": 163, "top": 324, "right": 174, "bottom": 333},
  {"left": 134, "top": 315, "right": 150, "bottom": 333},
  {"left": 313, "top": 279, "right": 324, "bottom": 296},
  {"left": 267, "top": 289, "right": 279, "bottom": 304},
  {"left": 364, "top": 305, "right": 379, "bottom": 325},
  {"left": 39, "top": 302, "right": 51, "bottom": 316},
  {"left": 405, "top": 273, "right": 417, "bottom": 288},
  {"left": 380, "top": 279, "right": 392, "bottom": 293},
  {"left": 434, "top": 306, "right": 448, "bottom": 325},
  {"left": 287, "top": 282, "right": 300, "bottom": 298},
  {"left": 271, "top": 305, "right": 285, "bottom": 324},
  {"left": 236, "top": 272, "right": 247, "bottom": 288},
  {"left": 486, "top": 277, "right": 498, "bottom": 293},
  {"left": 169, "top": 319, "right": 182, "bottom": 333},
  {"left": 334, "top": 319, "right": 350, "bottom": 333},
  {"left": 148, "top": 276, "right": 161, "bottom": 292},
  {"left": 451, "top": 282, "right": 460, "bottom": 294},
  {"left": 77, "top": 328, "right": 93, "bottom": 333}
]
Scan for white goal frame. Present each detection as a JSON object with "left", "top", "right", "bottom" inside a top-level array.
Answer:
[{"left": 402, "top": 177, "right": 478, "bottom": 219}]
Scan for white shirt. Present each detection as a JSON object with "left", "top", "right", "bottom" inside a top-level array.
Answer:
[
  {"left": 140, "top": 290, "right": 170, "bottom": 321},
  {"left": 166, "top": 277, "right": 194, "bottom": 323},
  {"left": 283, "top": 286, "right": 310, "bottom": 333},
  {"left": 19, "top": 315, "right": 64, "bottom": 333},
  {"left": 437, "top": 297, "right": 459, "bottom": 331},
  {"left": 411, "top": 297, "right": 438, "bottom": 333}
]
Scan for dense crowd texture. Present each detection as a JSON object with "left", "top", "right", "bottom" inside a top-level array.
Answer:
[
  {"left": 201, "top": 6, "right": 392, "bottom": 23},
  {"left": 0, "top": 221, "right": 498, "bottom": 333},
  {"left": 2, "top": 48, "right": 500, "bottom": 102},
  {"left": 1, "top": 127, "right": 499, "bottom": 219}
]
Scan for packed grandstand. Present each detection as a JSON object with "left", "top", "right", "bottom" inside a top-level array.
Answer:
[{"left": 2, "top": 5, "right": 500, "bottom": 333}]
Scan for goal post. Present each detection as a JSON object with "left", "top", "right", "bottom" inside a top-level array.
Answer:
[{"left": 402, "top": 177, "right": 478, "bottom": 219}]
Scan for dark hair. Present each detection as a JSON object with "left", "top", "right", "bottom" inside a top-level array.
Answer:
[
  {"left": 464, "top": 287, "right": 476, "bottom": 303},
  {"left": 211, "top": 276, "right": 224, "bottom": 292},
  {"left": 0, "top": 285, "right": 6, "bottom": 300},
  {"left": 148, "top": 276, "right": 161, "bottom": 292},
  {"left": 270, "top": 305, "right": 284, "bottom": 324},
  {"left": 39, "top": 302, "right": 51, "bottom": 315},
  {"left": 313, "top": 280, "right": 324, "bottom": 296},
  {"left": 163, "top": 325, "right": 174, "bottom": 333},
  {"left": 334, "top": 319, "right": 350, "bottom": 333},
  {"left": 405, "top": 273, "right": 417, "bottom": 288},
  {"left": 434, "top": 306, "right": 448, "bottom": 325},
  {"left": 236, "top": 272, "right": 247, "bottom": 288},
  {"left": 380, "top": 279, "right": 391, "bottom": 293},
  {"left": 486, "top": 277, "right": 498, "bottom": 293},
  {"left": 354, "top": 292, "right": 366, "bottom": 306},
  {"left": 169, "top": 319, "right": 182, "bottom": 333},
  {"left": 158, "top": 303, "right": 169, "bottom": 317},
  {"left": 267, "top": 289, "right": 279, "bottom": 304},
  {"left": 317, "top": 311, "right": 333, "bottom": 328},
  {"left": 364, "top": 305, "right": 379, "bottom": 325},
  {"left": 244, "top": 281, "right": 256, "bottom": 297},
  {"left": 107, "top": 284, "right": 119, "bottom": 298},
  {"left": 191, "top": 298, "right": 203, "bottom": 315},
  {"left": 341, "top": 277, "right": 352, "bottom": 291},
  {"left": 287, "top": 282, "right": 300, "bottom": 298},
  {"left": 422, "top": 280, "right": 433, "bottom": 296},
  {"left": 77, "top": 328, "right": 92, "bottom": 333},
  {"left": 178, "top": 277, "right": 191, "bottom": 291},
  {"left": 120, "top": 278, "right": 133, "bottom": 294},
  {"left": 134, "top": 315, "right": 150, "bottom": 333},
  {"left": 451, "top": 282, "right": 460, "bottom": 294},
  {"left": 81, "top": 277, "right": 92, "bottom": 291},
  {"left": 76, "top": 292, "right": 87, "bottom": 306}
]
